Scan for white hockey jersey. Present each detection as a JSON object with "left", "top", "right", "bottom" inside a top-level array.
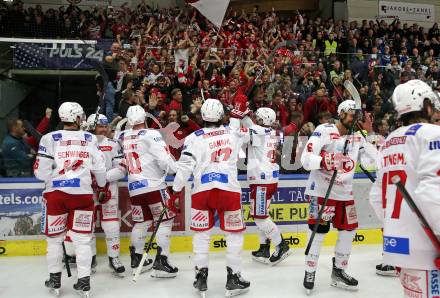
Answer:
[
  {"left": 34, "top": 130, "right": 106, "bottom": 195},
  {"left": 97, "top": 136, "right": 125, "bottom": 197},
  {"left": 119, "top": 128, "right": 176, "bottom": 197},
  {"left": 172, "top": 124, "right": 250, "bottom": 194},
  {"left": 243, "top": 121, "right": 280, "bottom": 184},
  {"left": 369, "top": 123, "right": 440, "bottom": 270},
  {"left": 301, "top": 123, "right": 377, "bottom": 201}
]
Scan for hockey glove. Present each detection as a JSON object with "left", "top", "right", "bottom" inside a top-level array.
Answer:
[
  {"left": 167, "top": 191, "right": 182, "bottom": 214},
  {"left": 97, "top": 183, "right": 112, "bottom": 204},
  {"left": 320, "top": 151, "right": 350, "bottom": 172},
  {"left": 230, "top": 93, "right": 250, "bottom": 119}
]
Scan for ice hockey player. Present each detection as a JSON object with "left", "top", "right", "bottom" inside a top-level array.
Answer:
[
  {"left": 86, "top": 113, "right": 126, "bottom": 276},
  {"left": 167, "top": 98, "right": 251, "bottom": 297},
  {"left": 369, "top": 79, "right": 440, "bottom": 298},
  {"left": 238, "top": 107, "right": 291, "bottom": 265},
  {"left": 34, "top": 102, "right": 107, "bottom": 297},
  {"left": 119, "top": 105, "right": 178, "bottom": 278},
  {"left": 300, "top": 99, "right": 377, "bottom": 294}
]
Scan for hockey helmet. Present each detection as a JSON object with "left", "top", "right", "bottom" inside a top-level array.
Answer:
[
  {"left": 201, "top": 98, "right": 224, "bottom": 122},
  {"left": 392, "top": 79, "right": 437, "bottom": 117},
  {"left": 58, "top": 102, "right": 85, "bottom": 123},
  {"left": 127, "top": 105, "right": 147, "bottom": 126},
  {"left": 255, "top": 107, "right": 276, "bottom": 126}
]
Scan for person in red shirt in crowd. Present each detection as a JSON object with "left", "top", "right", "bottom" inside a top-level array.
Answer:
[
  {"left": 167, "top": 88, "right": 183, "bottom": 113},
  {"left": 25, "top": 107, "right": 53, "bottom": 151},
  {"left": 267, "top": 91, "right": 288, "bottom": 127},
  {"left": 302, "top": 88, "right": 336, "bottom": 126}
]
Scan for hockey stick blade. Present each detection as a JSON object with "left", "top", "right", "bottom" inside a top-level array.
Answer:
[
  {"left": 392, "top": 175, "right": 440, "bottom": 252},
  {"left": 343, "top": 80, "right": 362, "bottom": 110}
]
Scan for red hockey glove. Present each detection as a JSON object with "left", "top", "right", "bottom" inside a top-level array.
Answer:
[
  {"left": 320, "top": 151, "right": 350, "bottom": 172},
  {"left": 230, "top": 93, "right": 250, "bottom": 119},
  {"left": 97, "top": 183, "right": 111, "bottom": 204},
  {"left": 166, "top": 191, "right": 182, "bottom": 214}
]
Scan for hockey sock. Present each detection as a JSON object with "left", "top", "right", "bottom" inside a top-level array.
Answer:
[
  {"left": 64, "top": 232, "right": 75, "bottom": 257},
  {"left": 47, "top": 234, "right": 65, "bottom": 274},
  {"left": 156, "top": 219, "right": 173, "bottom": 257},
  {"left": 254, "top": 218, "right": 282, "bottom": 246},
  {"left": 131, "top": 221, "right": 152, "bottom": 254},
  {"left": 226, "top": 232, "right": 244, "bottom": 274},
  {"left": 305, "top": 232, "right": 325, "bottom": 273},
  {"left": 334, "top": 230, "right": 356, "bottom": 270},
  {"left": 101, "top": 220, "right": 121, "bottom": 258},
  {"left": 193, "top": 230, "right": 211, "bottom": 269},
  {"left": 70, "top": 231, "right": 93, "bottom": 278}
]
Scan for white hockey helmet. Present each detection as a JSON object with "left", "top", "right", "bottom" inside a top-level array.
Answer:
[
  {"left": 127, "top": 105, "right": 146, "bottom": 126},
  {"left": 392, "top": 79, "right": 437, "bottom": 117},
  {"left": 58, "top": 102, "right": 85, "bottom": 123},
  {"left": 86, "top": 113, "right": 109, "bottom": 128},
  {"left": 337, "top": 99, "right": 357, "bottom": 115},
  {"left": 201, "top": 98, "right": 224, "bottom": 122},
  {"left": 255, "top": 107, "right": 276, "bottom": 126}
]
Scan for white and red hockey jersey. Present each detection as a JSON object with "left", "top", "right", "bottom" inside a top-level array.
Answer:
[
  {"left": 241, "top": 118, "right": 280, "bottom": 184},
  {"left": 34, "top": 130, "right": 106, "bottom": 194},
  {"left": 119, "top": 128, "right": 176, "bottom": 197},
  {"left": 96, "top": 136, "right": 125, "bottom": 197},
  {"left": 369, "top": 123, "right": 440, "bottom": 270},
  {"left": 301, "top": 123, "right": 377, "bottom": 200},
  {"left": 172, "top": 123, "right": 250, "bottom": 194}
]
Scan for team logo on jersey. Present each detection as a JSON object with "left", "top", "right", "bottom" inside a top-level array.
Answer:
[
  {"left": 128, "top": 180, "right": 148, "bottom": 191},
  {"left": 131, "top": 205, "right": 144, "bottom": 222},
  {"left": 137, "top": 130, "right": 146, "bottom": 136},
  {"left": 429, "top": 140, "right": 440, "bottom": 151},
  {"left": 311, "top": 132, "right": 321, "bottom": 137},
  {"left": 72, "top": 210, "right": 93, "bottom": 232},
  {"left": 201, "top": 172, "right": 228, "bottom": 184},
  {"left": 38, "top": 145, "right": 46, "bottom": 153},
  {"left": 99, "top": 146, "right": 113, "bottom": 152},
  {"left": 383, "top": 236, "right": 410, "bottom": 255},
  {"left": 194, "top": 129, "right": 205, "bottom": 136},
  {"left": 52, "top": 133, "right": 62, "bottom": 141},
  {"left": 47, "top": 214, "right": 68, "bottom": 235}
]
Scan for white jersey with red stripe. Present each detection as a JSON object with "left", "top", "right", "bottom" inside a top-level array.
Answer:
[
  {"left": 369, "top": 123, "right": 440, "bottom": 270},
  {"left": 97, "top": 136, "right": 125, "bottom": 196},
  {"left": 34, "top": 130, "right": 106, "bottom": 194},
  {"left": 119, "top": 128, "right": 176, "bottom": 197},
  {"left": 301, "top": 123, "right": 377, "bottom": 201},
  {"left": 246, "top": 124, "right": 280, "bottom": 184},
  {"left": 172, "top": 123, "right": 250, "bottom": 194}
]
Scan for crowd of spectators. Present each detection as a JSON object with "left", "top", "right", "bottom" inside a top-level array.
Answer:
[{"left": 1, "top": 1, "right": 440, "bottom": 176}]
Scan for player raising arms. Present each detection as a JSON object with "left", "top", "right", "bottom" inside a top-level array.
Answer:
[
  {"left": 34, "top": 102, "right": 106, "bottom": 297},
  {"left": 167, "top": 99, "right": 251, "bottom": 297},
  {"left": 300, "top": 100, "right": 377, "bottom": 294},
  {"left": 119, "top": 105, "right": 178, "bottom": 278},
  {"left": 369, "top": 80, "right": 440, "bottom": 298},
  {"left": 240, "top": 108, "right": 291, "bottom": 265}
]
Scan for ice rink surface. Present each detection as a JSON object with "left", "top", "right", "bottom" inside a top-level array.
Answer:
[{"left": 0, "top": 244, "right": 401, "bottom": 298}]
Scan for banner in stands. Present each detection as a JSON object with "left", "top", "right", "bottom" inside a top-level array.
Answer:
[
  {"left": 378, "top": 1, "right": 435, "bottom": 22},
  {"left": 13, "top": 39, "right": 113, "bottom": 69}
]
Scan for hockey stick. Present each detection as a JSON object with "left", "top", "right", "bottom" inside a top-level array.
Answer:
[
  {"left": 391, "top": 175, "right": 440, "bottom": 253},
  {"left": 132, "top": 207, "right": 168, "bottom": 282},
  {"left": 305, "top": 81, "right": 362, "bottom": 256},
  {"left": 62, "top": 242, "right": 72, "bottom": 277}
]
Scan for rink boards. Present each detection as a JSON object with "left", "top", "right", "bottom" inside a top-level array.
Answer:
[{"left": 0, "top": 174, "right": 382, "bottom": 256}]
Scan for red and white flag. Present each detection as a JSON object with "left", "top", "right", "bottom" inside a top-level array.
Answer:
[{"left": 186, "top": 0, "right": 230, "bottom": 29}]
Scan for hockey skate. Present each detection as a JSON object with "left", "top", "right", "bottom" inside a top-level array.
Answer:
[
  {"left": 330, "top": 257, "right": 358, "bottom": 291},
  {"left": 193, "top": 267, "right": 208, "bottom": 298},
  {"left": 45, "top": 272, "right": 61, "bottom": 296},
  {"left": 376, "top": 263, "right": 398, "bottom": 277},
  {"left": 129, "top": 246, "right": 153, "bottom": 275},
  {"left": 73, "top": 276, "right": 90, "bottom": 298},
  {"left": 151, "top": 246, "right": 178, "bottom": 278},
  {"left": 91, "top": 255, "right": 97, "bottom": 275},
  {"left": 269, "top": 239, "right": 291, "bottom": 266},
  {"left": 225, "top": 266, "right": 250, "bottom": 297},
  {"left": 251, "top": 240, "right": 270, "bottom": 264},
  {"left": 303, "top": 271, "right": 315, "bottom": 295},
  {"left": 109, "top": 256, "right": 126, "bottom": 277}
]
